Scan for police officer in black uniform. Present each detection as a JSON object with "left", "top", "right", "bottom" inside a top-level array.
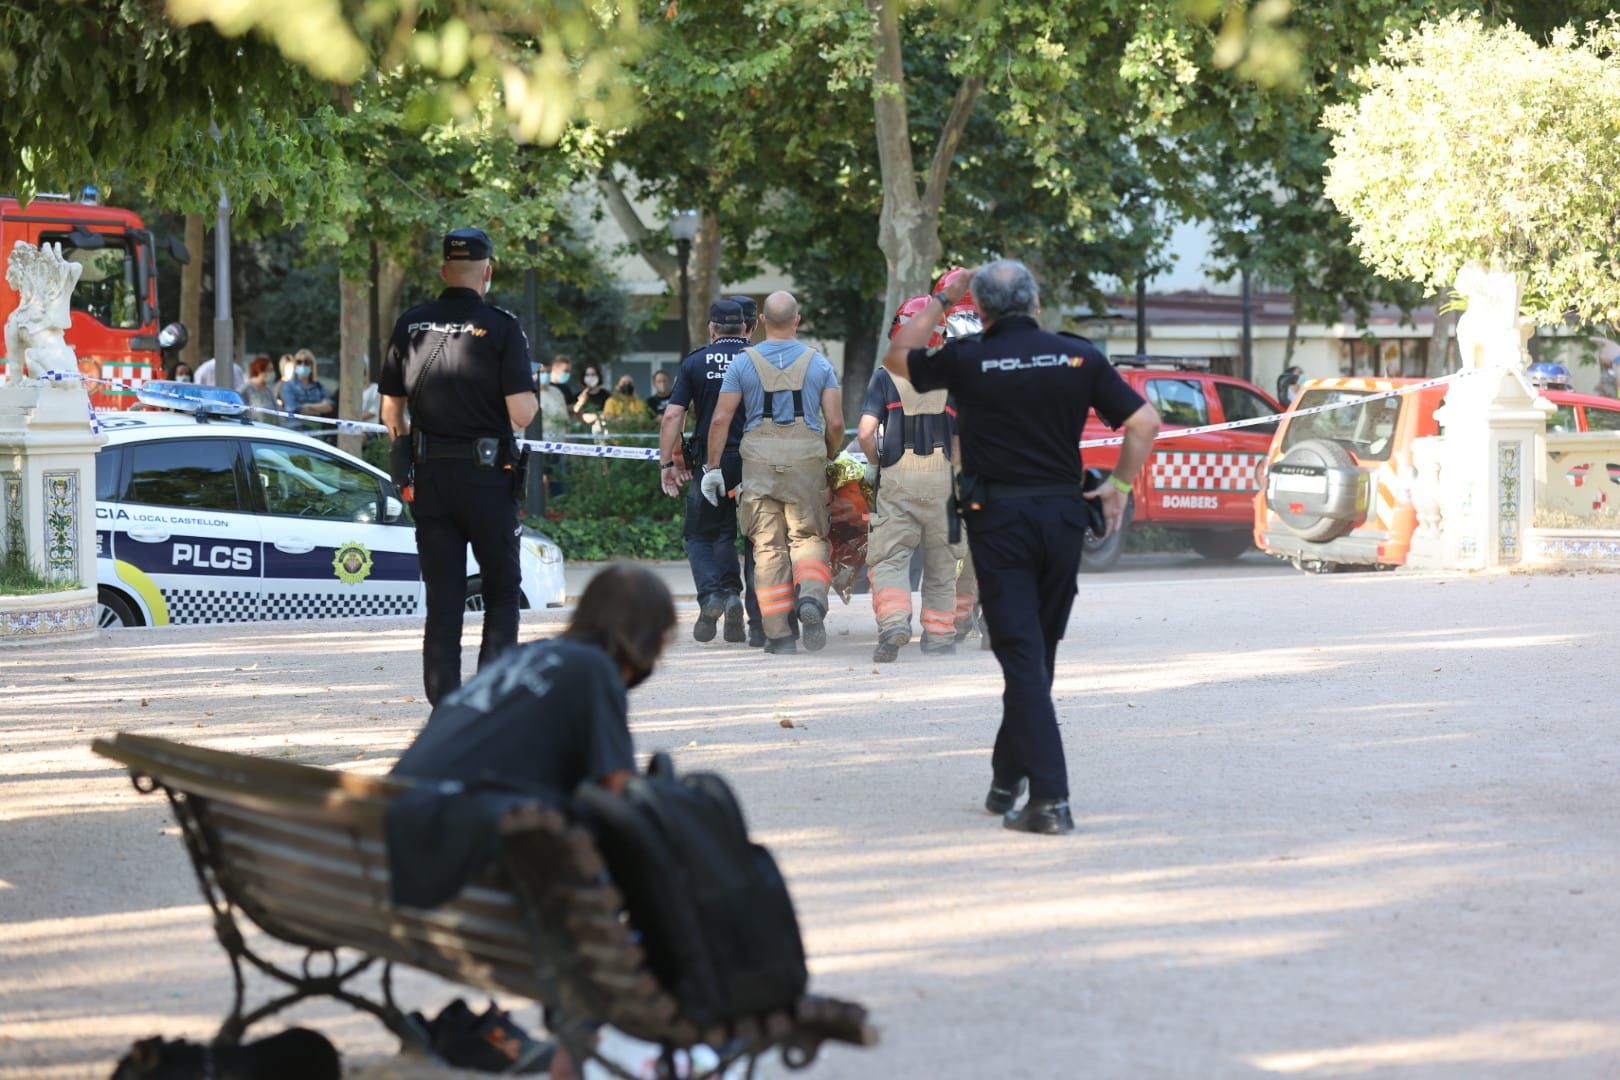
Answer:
[
  {"left": 882, "top": 259, "right": 1161, "bottom": 835},
  {"left": 659, "top": 299, "right": 765, "bottom": 645},
  {"left": 380, "top": 227, "right": 538, "bottom": 706}
]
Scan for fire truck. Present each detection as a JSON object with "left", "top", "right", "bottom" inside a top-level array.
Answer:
[
  {"left": 0, "top": 191, "right": 185, "bottom": 410},
  {"left": 1080, "top": 357, "right": 1283, "bottom": 570}
]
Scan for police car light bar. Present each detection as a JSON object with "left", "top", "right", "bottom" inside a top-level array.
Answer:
[{"left": 137, "top": 381, "right": 247, "bottom": 417}]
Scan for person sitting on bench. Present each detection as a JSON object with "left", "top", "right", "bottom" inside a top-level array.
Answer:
[{"left": 390, "top": 562, "right": 677, "bottom": 1078}]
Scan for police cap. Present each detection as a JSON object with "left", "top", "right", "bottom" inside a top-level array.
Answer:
[
  {"left": 727, "top": 295, "right": 758, "bottom": 323},
  {"left": 708, "top": 299, "right": 744, "bottom": 324},
  {"left": 443, "top": 227, "right": 494, "bottom": 261}
]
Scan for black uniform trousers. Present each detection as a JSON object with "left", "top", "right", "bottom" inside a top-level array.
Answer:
[
  {"left": 414, "top": 459, "right": 522, "bottom": 706},
  {"left": 682, "top": 449, "right": 761, "bottom": 629},
  {"left": 965, "top": 492, "right": 1090, "bottom": 800}
]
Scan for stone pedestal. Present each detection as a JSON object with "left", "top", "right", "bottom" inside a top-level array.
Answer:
[
  {"left": 0, "top": 378, "right": 105, "bottom": 644},
  {"left": 1409, "top": 263, "right": 1549, "bottom": 571}
]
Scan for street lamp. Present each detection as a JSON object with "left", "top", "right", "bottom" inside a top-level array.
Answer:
[{"left": 669, "top": 209, "right": 699, "bottom": 356}]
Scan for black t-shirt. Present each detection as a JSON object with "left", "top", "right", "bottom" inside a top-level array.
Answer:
[
  {"left": 907, "top": 316, "right": 1145, "bottom": 485},
  {"left": 390, "top": 638, "right": 634, "bottom": 796},
  {"left": 379, "top": 287, "right": 534, "bottom": 440},
  {"left": 668, "top": 336, "right": 748, "bottom": 465},
  {"left": 861, "top": 368, "right": 955, "bottom": 469}
]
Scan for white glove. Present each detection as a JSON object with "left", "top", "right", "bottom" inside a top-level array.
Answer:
[
  {"left": 862, "top": 462, "right": 879, "bottom": 488},
  {"left": 700, "top": 466, "right": 727, "bottom": 506}
]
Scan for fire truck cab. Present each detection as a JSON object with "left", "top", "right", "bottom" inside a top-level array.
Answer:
[
  {"left": 1081, "top": 357, "right": 1282, "bottom": 570},
  {"left": 1, "top": 192, "right": 179, "bottom": 409}
]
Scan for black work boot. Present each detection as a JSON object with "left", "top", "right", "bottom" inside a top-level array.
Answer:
[
  {"left": 871, "top": 629, "right": 909, "bottom": 663},
  {"left": 722, "top": 594, "right": 746, "bottom": 643},
  {"left": 747, "top": 624, "right": 767, "bottom": 648},
  {"left": 693, "top": 594, "right": 726, "bottom": 642},
  {"left": 920, "top": 633, "right": 956, "bottom": 656},
  {"left": 763, "top": 636, "right": 798, "bottom": 655},
  {"left": 798, "top": 599, "right": 827, "bottom": 652},
  {"left": 984, "top": 776, "right": 1027, "bottom": 815},
  {"left": 1003, "top": 798, "right": 1075, "bottom": 835}
]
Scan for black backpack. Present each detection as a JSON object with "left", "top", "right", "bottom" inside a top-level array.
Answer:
[{"left": 573, "top": 757, "right": 808, "bottom": 1027}]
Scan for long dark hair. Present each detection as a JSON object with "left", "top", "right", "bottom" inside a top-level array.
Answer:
[{"left": 564, "top": 564, "right": 675, "bottom": 685}]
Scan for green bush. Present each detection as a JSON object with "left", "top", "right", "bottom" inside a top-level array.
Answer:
[
  {"left": 547, "top": 455, "right": 676, "bottom": 523},
  {"left": 533, "top": 515, "right": 683, "bottom": 561}
]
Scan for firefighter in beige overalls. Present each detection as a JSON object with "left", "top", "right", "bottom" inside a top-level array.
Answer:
[
  {"left": 858, "top": 364, "right": 965, "bottom": 662},
  {"left": 702, "top": 292, "right": 843, "bottom": 655}
]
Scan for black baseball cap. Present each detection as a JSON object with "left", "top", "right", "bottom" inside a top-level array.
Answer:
[
  {"left": 443, "top": 227, "right": 493, "bottom": 261},
  {"left": 708, "top": 299, "right": 744, "bottom": 324},
  {"left": 727, "top": 295, "right": 758, "bottom": 323}
]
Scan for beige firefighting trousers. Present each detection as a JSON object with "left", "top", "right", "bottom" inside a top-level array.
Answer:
[
  {"left": 865, "top": 374, "right": 968, "bottom": 644},
  {"left": 738, "top": 349, "right": 831, "bottom": 641}
]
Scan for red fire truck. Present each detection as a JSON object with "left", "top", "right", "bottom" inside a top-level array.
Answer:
[
  {"left": 1080, "top": 357, "right": 1283, "bottom": 570},
  {"left": 1, "top": 192, "right": 183, "bottom": 410}
]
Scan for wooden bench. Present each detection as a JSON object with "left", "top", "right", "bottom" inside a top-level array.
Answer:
[{"left": 92, "top": 733, "right": 875, "bottom": 1078}]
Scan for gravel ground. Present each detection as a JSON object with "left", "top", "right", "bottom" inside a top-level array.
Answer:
[{"left": 2, "top": 556, "right": 1618, "bottom": 1078}]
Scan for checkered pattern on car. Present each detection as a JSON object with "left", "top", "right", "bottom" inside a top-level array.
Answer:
[
  {"left": 260, "top": 592, "right": 419, "bottom": 621},
  {"left": 1149, "top": 452, "right": 1263, "bottom": 492},
  {"left": 161, "top": 589, "right": 260, "bottom": 625}
]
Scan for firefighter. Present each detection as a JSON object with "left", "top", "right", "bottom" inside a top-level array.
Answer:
[
  {"left": 703, "top": 292, "right": 843, "bottom": 654},
  {"left": 881, "top": 260, "right": 1161, "bottom": 834},
  {"left": 858, "top": 295, "right": 963, "bottom": 662}
]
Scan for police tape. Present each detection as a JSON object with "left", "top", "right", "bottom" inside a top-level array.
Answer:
[
  {"left": 61, "top": 372, "right": 666, "bottom": 461},
  {"left": 1075, "top": 365, "right": 1496, "bottom": 449}
]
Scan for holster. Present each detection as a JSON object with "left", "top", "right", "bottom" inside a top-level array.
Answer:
[
  {"left": 508, "top": 441, "right": 532, "bottom": 500},
  {"left": 388, "top": 436, "right": 414, "bottom": 501},
  {"left": 681, "top": 436, "right": 697, "bottom": 472},
  {"left": 950, "top": 472, "right": 984, "bottom": 545}
]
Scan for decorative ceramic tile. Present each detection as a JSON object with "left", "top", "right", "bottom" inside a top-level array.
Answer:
[
  {"left": 1, "top": 471, "right": 21, "bottom": 563},
  {"left": 0, "top": 600, "right": 96, "bottom": 638},
  {"left": 1497, "top": 440, "right": 1521, "bottom": 563},
  {"left": 1532, "top": 534, "right": 1620, "bottom": 563},
  {"left": 41, "top": 469, "right": 78, "bottom": 583}
]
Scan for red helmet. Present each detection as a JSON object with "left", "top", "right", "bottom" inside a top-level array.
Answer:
[
  {"left": 888, "top": 294, "right": 944, "bottom": 347},
  {"left": 931, "top": 268, "right": 982, "bottom": 340}
]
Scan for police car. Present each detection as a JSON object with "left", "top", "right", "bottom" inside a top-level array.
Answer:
[{"left": 92, "top": 384, "right": 566, "bottom": 628}]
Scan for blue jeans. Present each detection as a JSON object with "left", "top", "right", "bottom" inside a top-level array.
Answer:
[{"left": 683, "top": 452, "right": 759, "bottom": 627}]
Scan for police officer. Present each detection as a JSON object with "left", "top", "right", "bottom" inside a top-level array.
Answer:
[
  {"left": 659, "top": 299, "right": 760, "bottom": 645},
  {"left": 704, "top": 291, "right": 842, "bottom": 654},
  {"left": 858, "top": 295, "right": 964, "bottom": 662},
  {"left": 380, "top": 227, "right": 538, "bottom": 706},
  {"left": 882, "top": 260, "right": 1161, "bottom": 834}
]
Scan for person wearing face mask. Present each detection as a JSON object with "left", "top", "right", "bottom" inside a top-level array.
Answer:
[
  {"left": 536, "top": 355, "right": 574, "bottom": 435},
  {"left": 277, "top": 348, "right": 334, "bottom": 427},
  {"left": 646, "top": 370, "right": 673, "bottom": 416},
  {"left": 389, "top": 564, "right": 676, "bottom": 1079},
  {"left": 380, "top": 226, "right": 539, "bottom": 706},
  {"left": 172, "top": 362, "right": 193, "bottom": 384},
  {"left": 601, "top": 374, "right": 649, "bottom": 423},
  {"left": 572, "top": 364, "right": 611, "bottom": 424}
]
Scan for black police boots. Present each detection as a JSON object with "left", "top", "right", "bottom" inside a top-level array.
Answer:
[
  {"left": 871, "top": 629, "right": 908, "bottom": 663},
  {"left": 797, "top": 599, "right": 827, "bottom": 652},
  {"left": 1003, "top": 798, "right": 1075, "bottom": 835},
  {"left": 723, "top": 594, "right": 746, "bottom": 643},
  {"left": 747, "top": 624, "right": 767, "bottom": 648},
  {"left": 693, "top": 594, "right": 726, "bottom": 643},
  {"left": 984, "top": 776, "right": 1027, "bottom": 815}
]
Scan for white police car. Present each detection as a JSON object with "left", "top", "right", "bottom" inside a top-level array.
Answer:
[{"left": 93, "top": 384, "right": 566, "bottom": 628}]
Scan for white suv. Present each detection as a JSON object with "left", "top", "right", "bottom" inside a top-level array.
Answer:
[{"left": 92, "top": 409, "right": 566, "bottom": 627}]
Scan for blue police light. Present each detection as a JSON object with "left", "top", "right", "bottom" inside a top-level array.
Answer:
[{"left": 137, "top": 381, "right": 247, "bottom": 417}]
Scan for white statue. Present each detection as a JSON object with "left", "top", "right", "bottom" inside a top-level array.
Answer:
[
  {"left": 4, "top": 241, "right": 83, "bottom": 380},
  {"left": 1453, "top": 261, "right": 1532, "bottom": 372}
]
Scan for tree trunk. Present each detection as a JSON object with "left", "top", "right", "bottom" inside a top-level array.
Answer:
[
  {"left": 690, "top": 211, "right": 723, "bottom": 352},
  {"left": 376, "top": 252, "right": 408, "bottom": 376},
  {"left": 1427, "top": 288, "right": 1457, "bottom": 375},
  {"left": 867, "top": 0, "right": 982, "bottom": 356},
  {"left": 338, "top": 275, "right": 370, "bottom": 457},
  {"left": 179, "top": 213, "right": 205, "bottom": 374},
  {"left": 597, "top": 171, "right": 679, "bottom": 289}
]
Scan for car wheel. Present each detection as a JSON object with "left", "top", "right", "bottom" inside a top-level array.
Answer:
[
  {"left": 1189, "top": 530, "right": 1252, "bottom": 561},
  {"left": 97, "top": 588, "right": 141, "bottom": 628},
  {"left": 1080, "top": 494, "right": 1132, "bottom": 573},
  {"left": 464, "top": 577, "right": 531, "bottom": 612},
  {"left": 1266, "top": 438, "right": 1366, "bottom": 542}
]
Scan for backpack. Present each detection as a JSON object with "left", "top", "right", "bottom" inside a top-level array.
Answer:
[{"left": 573, "top": 757, "right": 808, "bottom": 1027}]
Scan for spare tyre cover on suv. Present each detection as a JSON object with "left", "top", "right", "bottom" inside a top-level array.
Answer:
[{"left": 1265, "top": 438, "right": 1368, "bottom": 542}]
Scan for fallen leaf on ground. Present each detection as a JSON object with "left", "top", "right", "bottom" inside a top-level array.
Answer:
[{"left": 779, "top": 718, "right": 794, "bottom": 728}]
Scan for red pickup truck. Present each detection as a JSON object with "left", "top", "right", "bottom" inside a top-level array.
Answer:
[{"left": 1080, "top": 357, "right": 1282, "bottom": 570}]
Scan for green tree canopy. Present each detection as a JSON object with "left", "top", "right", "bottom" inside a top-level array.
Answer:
[{"left": 1324, "top": 13, "right": 1620, "bottom": 324}]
